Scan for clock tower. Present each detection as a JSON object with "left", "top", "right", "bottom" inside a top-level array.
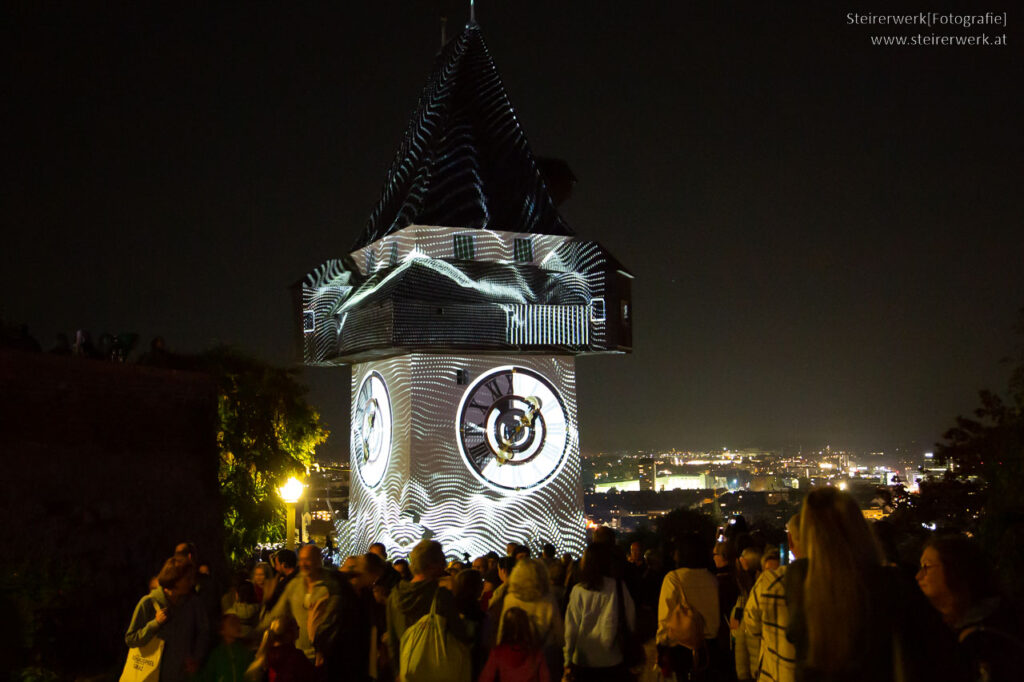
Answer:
[{"left": 297, "top": 21, "right": 632, "bottom": 559}]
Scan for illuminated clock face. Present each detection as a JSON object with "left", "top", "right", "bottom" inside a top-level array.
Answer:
[
  {"left": 456, "top": 366, "right": 569, "bottom": 491},
  {"left": 353, "top": 372, "right": 392, "bottom": 488}
]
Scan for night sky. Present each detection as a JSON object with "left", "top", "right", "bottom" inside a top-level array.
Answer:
[{"left": 5, "top": 2, "right": 1022, "bottom": 459}]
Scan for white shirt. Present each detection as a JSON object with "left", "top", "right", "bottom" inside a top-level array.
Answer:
[
  {"left": 563, "top": 577, "right": 636, "bottom": 668},
  {"left": 657, "top": 567, "right": 720, "bottom": 645}
]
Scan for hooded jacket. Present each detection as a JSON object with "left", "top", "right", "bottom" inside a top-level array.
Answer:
[
  {"left": 500, "top": 561, "right": 563, "bottom": 646},
  {"left": 125, "top": 587, "right": 209, "bottom": 682},
  {"left": 498, "top": 560, "right": 564, "bottom": 680}
]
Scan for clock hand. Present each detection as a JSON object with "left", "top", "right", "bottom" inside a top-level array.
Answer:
[
  {"left": 360, "top": 400, "right": 378, "bottom": 462},
  {"left": 517, "top": 396, "right": 542, "bottom": 429},
  {"left": 495, "top": 397, "right": 543, "bottom": 465}
]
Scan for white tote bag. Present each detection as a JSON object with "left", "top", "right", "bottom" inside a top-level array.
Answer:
[
  {"left": 120, "top": 636, "right": 164, "bottom": 682},
  {"left": 399, "top": 591, "right": 470, "bottom": 682}
]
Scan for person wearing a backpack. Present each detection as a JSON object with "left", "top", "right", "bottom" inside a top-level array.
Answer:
[
  {"left": 480, "top": 607, "right": 551, "bottom": 682},
  {"left": 656, "top": 535, "right": 720, "bottom": 682},
  {"left": 385, "top": 540, "right": 473, "bottom": 678}
]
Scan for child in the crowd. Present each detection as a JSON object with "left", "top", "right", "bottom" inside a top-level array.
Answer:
[
  {"left": 199, "top": 614, "right": 253, "bottom": 682},
  {"left": 246, "top": 615, "right": 316, "bottom": 682},
  {"left": 478, "top": 606, "right": 550, "bottom": 682},
  {"left": 227, "top": 580, "right": 261, "bottom": 644}
]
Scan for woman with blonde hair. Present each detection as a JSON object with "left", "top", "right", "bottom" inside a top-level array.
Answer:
[
  {"left": 251, "top": 561, "right": 274, "bottom": 604},
  {"left": 789, "top": 487, "right": 957, "bottom": 682}
]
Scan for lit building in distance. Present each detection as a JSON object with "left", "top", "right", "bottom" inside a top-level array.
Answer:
[
  {"left": 638, "top": 457, "right": 656, "bottom": 491},
  {"left": 921, "top": 451, "right": 953, "bottom": 477},
  {"left": 594, "top": 473, "right": 729, "bottom": 493},
  {"left": 297, "top": 20, "right": 632, "bottom": 558}
]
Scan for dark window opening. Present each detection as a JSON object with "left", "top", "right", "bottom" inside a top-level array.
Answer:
[
  {"left": 454, "top": 234, "right": 475, "bottom": 260},
  {"left": 513, "top": 238, "right": 533, "bottom": 263}
]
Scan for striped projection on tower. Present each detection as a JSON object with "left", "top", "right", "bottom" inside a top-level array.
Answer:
[
  {"left": 345, "top": 354, "right": 584, "bottom": 558},
  {"left": 295, "top": 19, "right": 632, "bottom": 559}
]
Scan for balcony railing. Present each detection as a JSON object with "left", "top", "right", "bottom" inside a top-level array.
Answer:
[{"left": 505, "top": 304, "right": 590, "bottom": 346}]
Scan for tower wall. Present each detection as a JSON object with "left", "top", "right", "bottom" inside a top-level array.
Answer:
[{"left": 344, "top": 353, "right": 585, "bottom": 559}]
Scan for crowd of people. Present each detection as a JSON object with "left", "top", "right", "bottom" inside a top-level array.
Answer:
[
  {"left": 0, "top": 318, "right": 177, "bottom": 365},
  {"left": 125, "top": 488, "right": 1022, "bottom": 682}
]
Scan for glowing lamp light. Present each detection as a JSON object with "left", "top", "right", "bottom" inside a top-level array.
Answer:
[{"left": 279, "top": 476, "right": 304, "bottom": 504}]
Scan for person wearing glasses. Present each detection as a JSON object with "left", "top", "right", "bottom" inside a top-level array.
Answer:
[
  {"left": 917, "top": 535, "right": 1024, "bottom": 682},
  {"left": 787, "top": 488, "right": 957, "bottom": 682}
]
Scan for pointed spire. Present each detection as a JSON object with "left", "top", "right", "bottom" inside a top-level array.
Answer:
[{"left": 351, "top": 22, "right": 572, "bottom": 250}]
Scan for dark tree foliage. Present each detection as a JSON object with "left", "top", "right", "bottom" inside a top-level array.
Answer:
[
  {"left": 655, "top": 507, "right": 718, "bottom": 549},
  {"left": 888, "top": 478, "right": 985, "bottom": 531},
  {"left": 938, "top": 308, "right": 1024, "bottom": 477},
  {"left": 195, "top": 347, "right": 328, "bottom": 565},
  {"left": 623, "top": 526, "right": 659, "bottom": 551},
  {"left": 935, "top": 308, "right": 1024, "bottom": 599},
  {"left": 938, "top": 390, "right": 1024, "bottom": 477}
]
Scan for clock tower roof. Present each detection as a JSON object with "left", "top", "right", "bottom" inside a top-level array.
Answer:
[{"left": 351, "top": 22, "right": 574, "bottom": 251}]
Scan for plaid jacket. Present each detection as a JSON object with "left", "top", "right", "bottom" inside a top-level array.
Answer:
[{"left": 742, "top": 566, "right": 796, "bottom": 682}]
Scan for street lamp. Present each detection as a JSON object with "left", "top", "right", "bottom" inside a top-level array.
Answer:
[{"left": 278, "top": 476, "right": 304, "bottom": 551}]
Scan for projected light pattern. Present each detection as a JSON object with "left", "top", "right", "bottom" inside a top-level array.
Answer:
[
  {"left": 300, "top": 227, "right": 632, "bottom": 365},
  {"left": 352, "top": 372, "right": 393, "bottom": 489},
  {"left": 298, "top": 21, "right": 629, "bottom": 563},
  {"left": 506, "top": 304, "right": 588, "bottom": 345},
  {"left": 344, "top": 354, "right": 585, "bottom": 560},
  {"left": 299, "top": 259, "right": 354, "bottom": 364},
  {"left": 353, "top": 22, "right": 571, "bottom": 250},
  {"left": 346, "top": 358, "right": 412, "bottom": 553}
]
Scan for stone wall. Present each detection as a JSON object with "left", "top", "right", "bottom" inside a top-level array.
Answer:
[{"left": 0, "top": 349, "right": 224, "bottom": 675}]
